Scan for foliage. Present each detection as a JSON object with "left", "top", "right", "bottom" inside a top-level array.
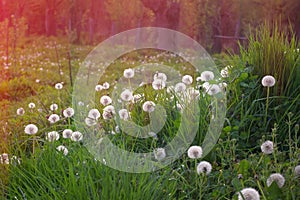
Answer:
[{"left": 240, "top": 22, "right": 300, "bottom": 97}]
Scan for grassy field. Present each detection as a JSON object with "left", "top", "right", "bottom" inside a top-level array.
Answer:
[{"left": 0, "top": 27, "right": 300, "bottom": 200}]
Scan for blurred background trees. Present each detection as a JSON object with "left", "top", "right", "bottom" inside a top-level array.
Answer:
[{"left": 0, "top": 0, "right": 300, "bottom": 52}]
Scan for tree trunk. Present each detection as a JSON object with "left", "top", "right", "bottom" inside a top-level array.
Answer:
[{"left": 45, "top": 0, "right": 57, "bottom": 36}]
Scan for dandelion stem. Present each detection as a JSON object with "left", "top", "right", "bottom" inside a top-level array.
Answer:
[
  {"left": 264, "top": 87, "right": 270, "bottom": 126},
  {"left": 256, "top": 180, "right": 267, "bottom": 200},
  {"left": 32, "top": 136, "right": 35, "bottom": 156},
  {"left": 288, "top": 114, "right": 293, "bottom": 161}
]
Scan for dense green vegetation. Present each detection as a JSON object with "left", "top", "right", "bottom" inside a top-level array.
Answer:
[{"left": 0, "top": 22, "right": 300, "bottom": 199}]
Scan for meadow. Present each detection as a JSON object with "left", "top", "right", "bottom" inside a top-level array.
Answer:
[{"left": 0, "top": 24, "right": 300, "bottom": 200}]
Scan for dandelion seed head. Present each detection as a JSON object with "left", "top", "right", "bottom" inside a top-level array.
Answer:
[
  {"left": 17, "top": 108, "right": 25, "bottom": 116},
  {"left": 200, "top": 71, "right": 214, "bottom": 81},
  {"left": 262, "top": 75, "right": 276, "bottom": 87},
  {"left": 62, "top": 129, "right": 73, "bottom": 138},
  {"left": 28, "top": 102, "right": 35, "bottom": 109},
  {"left": 153, "top": 72, "right": 167, "bottom": 82},
  {"left": 182, "top": 75, "right": 193, "bottom": 85},
  {"left": 103, "top": 105, "right": 115, "bottom": 119},
  {"left": 48, "top": 114, "right": 60, "bottom": 124},
  {"left": 46, "top": 131, "right": 60, "bottom": 142},
  {"left": 294, "top": 165, "right": 300, "bottom": 176},
  {"left": 88, "top": 108, "right": 101, "bottom": 120},
  {"left": 63, "top": 107, "right": 75, "bottom": 118},
  {"left": 123, "top": 68, "right": 135, "bottom": 78},
  {"left": 24, "top": 124, "right": 38, "bottom": 135},
  {"left": 197, "top": 161, "right": 212, "bottom": 175},
  {"left": 154, "top": 148, "right": 166, "bottom": 161},
  {"left": 55, "top": 83, "right": 63, "bottom": 90},
  {"left": 71, "top": 131, "right": 83, "bottom": 142},
  {"left": 95, "top": 84, "right": 103, "bottom": 91},
  {"left": 267, "top": 173, "right": 285, "bottom": 188},
  {"left": 118, "top": 109, "right": 130, "bottom": 120},
  {"left": 261, "top": 140, "right": 274, "bottom": 154},
  {"left": 50, "top": 103, "right": 58, "bottom": 111},
  {"left": 175, "top": 82, "right": 186, "bottom": 93},
  {"left": 100, "top": 95, "right": 112, "bottom": 106},
  {"left": 56, "top": 145, "right": 68, "bottom": 155},
  {"left": 187, "top": 146, "right": 203, "bottom": 159},
  {"left": 142, "top": 101, "right": 155, "bottom": 113},
  {"left": 237, "top": 188, "right": 260, "bottom": 200},
  {"left": 85, "top": 117, "right": 97, "bottom": 126},
  {"left": 102, "top": 82, "right": 110, "bottom": 89},
  {"left": 120, "top": 89, "right": 133, "bottom": 102},
  {"left": 152, "top": 79, "right": 166, "bottom": 90},
  {"left": 207, "top": 84, "right": 221, "bottom": 95}
]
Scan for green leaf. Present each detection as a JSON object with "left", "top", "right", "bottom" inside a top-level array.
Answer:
[
  {"left": 238, "top": 159, "right": 250, "bottom": 178},
  {"left": 267, "top": 182, "right": 283, "bottom": 199},
  {"left": 223, "top": 126, "right": 232, "bottom": 132}
]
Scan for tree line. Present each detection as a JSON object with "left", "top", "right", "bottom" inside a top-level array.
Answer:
[{"left": 0, "top": 0, "right": 300, "bottom": 52}]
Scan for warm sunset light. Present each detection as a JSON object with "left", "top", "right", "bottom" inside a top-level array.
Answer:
[{"left": 0, "top": 0, "right": 300, "bottom": 199}]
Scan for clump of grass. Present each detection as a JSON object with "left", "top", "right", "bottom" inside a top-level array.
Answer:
[{"left": 240, "top": 21, "right": 300, "bottom": 97}]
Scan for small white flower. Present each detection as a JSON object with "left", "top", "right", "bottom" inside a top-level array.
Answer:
[
  {"left": 100, "top": 95, "right": 112, "bottom": 106},
  {"left": 152, "top": 79, "right": 166, "bottom": 90},
  {"left": 24, "top": 124, "right": 38, "bottom": 135},
  {"left": 238, "top": 188, "right": 260, "bottom": 200},
  {"left": 267, "top": 173, "right": 285, "bottom": 188},
  {"left": 36, "top": 79, "right": 40, "bottom": 83},
  {"left": 102, "top": 82, "right": 110, "bottom": 89},
  {"left": 154, "top": 148, "right": 166, "bottom": 161},
  {"left": 175, "top": 82, "right": 186, "bottom": 93},
  {"left": 197, "top": 161, "right": 212, "bottom": 175},
  {"left": 63, "top": 107, "right": 75, "bottom": 118},
  {"left": 46, "top": 131, "right": 60, "bottom": 142},
  {"left": 48, "top": 114, "right": 60, "bottom": 124},
  {"left": 50, "top": 103, "right": 58, "bottom": 111},
  {"left": 95, "top": 84, "right": 103, "bottom": 91},
  {"left": 262, "top": 75, "right": 276, "bottom": 87},
  {"left": 187, "top": 146, "right": 203, "bottom": 159},
  {"left": 153, "top": 72, "right": 167, "bottom": 82},
  {"left": 28, "top": 102, "right": 35, "bottom": 109},
  {"left": 261, "top": 140, "right": 274, "bottom": 154},
  {"left": 200, "top": 71, "right": 214, "bottom": 81},
  {"left": 71, "top": 131, "right": 83, "bottom": 142},
  {"left": 88, "top": 109, "right": 101, "bottom": 120},
  {"left": 123, "top": 68, "right": 135, "bottom": 78},
  {"left": 142, "top": 101, "right": 155, "bottom": 113},
  {"left": 120, "top": 89, "right": 133, "bottom": 101},
  {"left": 55, "top": 83, "right": 63, "bottom": 90},
  {"left": 182, "top": 75, "right": 193, "bottom": 85},
  {"left": 118, "top": 109, "right": 130, "bottom": 120},
  {"left": 17, "top": 108, "right": 25, "bottom": 116},
  {"left": 56, "top": 145, "right": 68, "bottom": 155},
  {"left": 62, "top": 129, "right": 73, "bottom": 138}
]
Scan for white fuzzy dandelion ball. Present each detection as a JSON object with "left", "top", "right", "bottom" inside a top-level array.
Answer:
[
  {"left": 237, "top": 188, "right": 260, "bottom": 200},
  {"left": 262, "top": 75, "right": 276, "bottom": 87}
]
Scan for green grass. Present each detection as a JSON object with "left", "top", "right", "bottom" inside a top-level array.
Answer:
[{"left": 1, "top": 29, "right": 300, "bottom": 200}]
